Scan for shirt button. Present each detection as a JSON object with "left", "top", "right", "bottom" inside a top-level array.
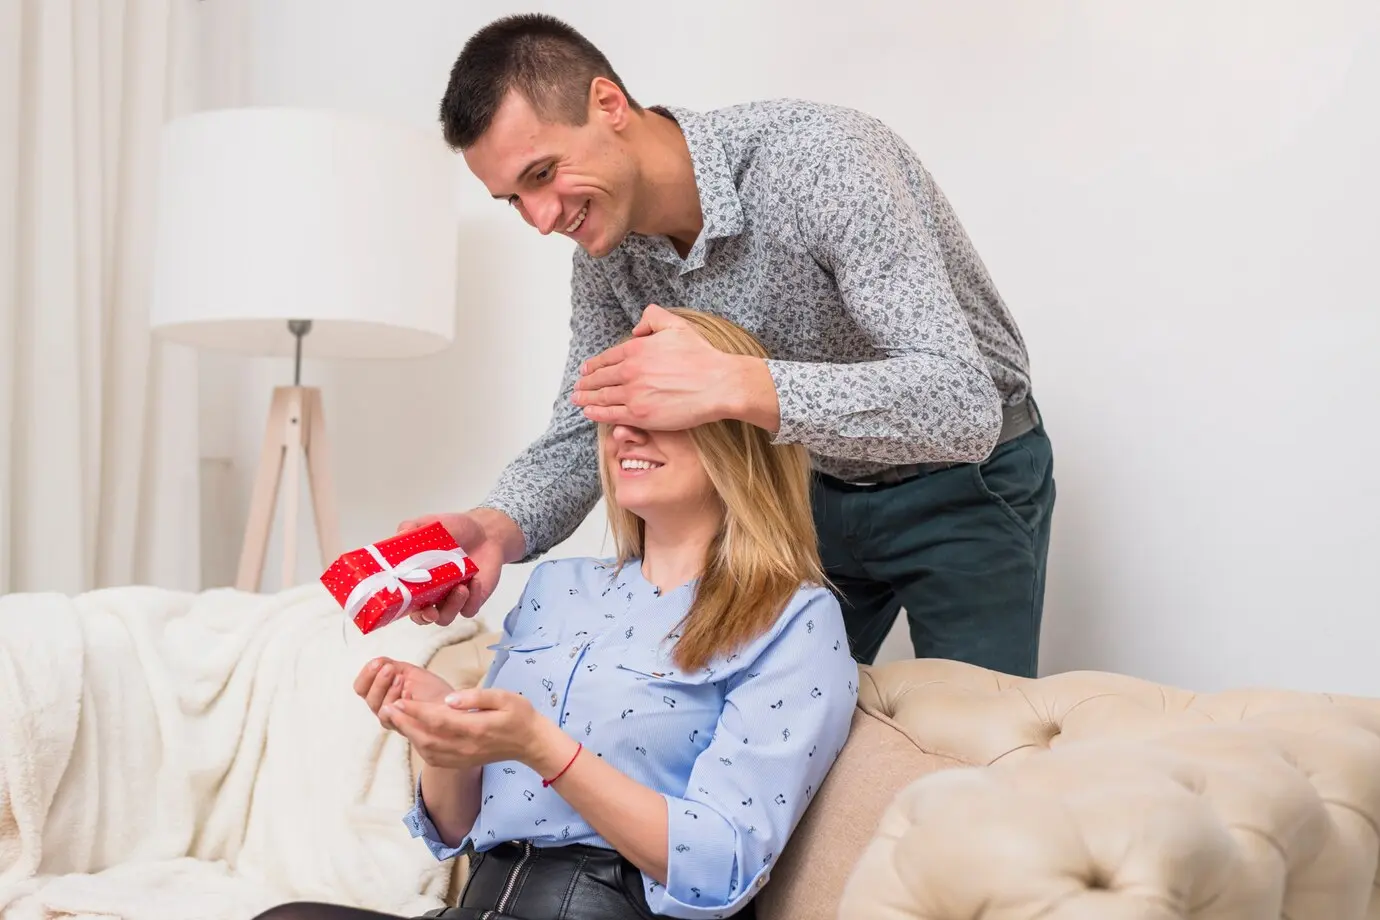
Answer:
[{"left": 550, "top": 693, "right": 558, "bottom": 707}]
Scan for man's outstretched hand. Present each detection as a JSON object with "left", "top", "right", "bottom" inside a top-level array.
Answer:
[{"left": 394, "top": 508, "right": 523, "bottom": 626}]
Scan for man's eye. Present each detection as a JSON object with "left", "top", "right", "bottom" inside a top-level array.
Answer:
[{"left": 535, "top": 167, "right": 552, "bottom": 181}]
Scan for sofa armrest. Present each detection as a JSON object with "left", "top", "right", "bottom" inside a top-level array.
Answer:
[{"left": 839, "top": 660, "right": 1380, "bottom": 919}]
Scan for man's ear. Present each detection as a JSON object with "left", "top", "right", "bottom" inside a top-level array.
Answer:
[{"left": 589, "top": 76, "right": 631, "bottom": 131}]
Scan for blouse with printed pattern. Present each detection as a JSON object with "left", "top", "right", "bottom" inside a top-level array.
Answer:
[{"left": 402, "top": 555, "right": 858, "bottom": 919}]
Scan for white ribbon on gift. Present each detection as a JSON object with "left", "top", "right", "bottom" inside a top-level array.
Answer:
[{"left": 341, "top": 542, "right": 473, "bottom": 625}]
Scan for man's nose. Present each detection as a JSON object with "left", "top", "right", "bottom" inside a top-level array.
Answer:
[{"left": 528, "top": 196, "right": 562, "bottom": 236}]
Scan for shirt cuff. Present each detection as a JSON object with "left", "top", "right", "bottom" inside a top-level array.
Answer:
[
  {"left": 643, "top": 794, "right": 763, "bottom": 918},
  {"left": 475, "top": 495, "right": 541, "bottom": 564},
  {"left": 401, "top": 774, "right": 469, "bottom": 862},
  {"left": 761, "top": 358, "right": 815, "bottom": 449}
]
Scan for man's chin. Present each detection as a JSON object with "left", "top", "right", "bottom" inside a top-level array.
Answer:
[{"left": 579, "top": 229, "right": 625, "bottom": 260}]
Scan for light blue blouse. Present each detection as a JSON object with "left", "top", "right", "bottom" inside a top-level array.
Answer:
[{"left": 402, "top": 555, "right": 858, "bottom": 919}]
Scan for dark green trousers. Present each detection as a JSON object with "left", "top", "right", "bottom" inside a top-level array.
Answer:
[{"left": 811, "top": 425, "right": 1055, "bottom": 678}]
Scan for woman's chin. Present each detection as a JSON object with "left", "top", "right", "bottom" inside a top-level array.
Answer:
[{"left": 615, "top": 493, "right": 660, "bottom": 519}]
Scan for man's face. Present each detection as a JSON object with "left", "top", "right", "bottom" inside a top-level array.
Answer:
[{"left": 462, "top": 87, "right": 635, "bottom": 259}]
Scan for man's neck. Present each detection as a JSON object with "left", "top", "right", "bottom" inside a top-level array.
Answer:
[
  {"left": 628, "top": 107, "right": 703, "bottom": 256},
  {"left": 638, "top": 508, "right": 720, "bottom": 593}
]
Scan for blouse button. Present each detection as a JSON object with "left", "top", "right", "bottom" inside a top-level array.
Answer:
[{"left": 550, "top": 693, "right": 558, "bottom": 707}]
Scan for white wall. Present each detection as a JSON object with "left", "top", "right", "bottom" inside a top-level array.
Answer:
[{"left": 192, "top": 0, "right": 1380, "bottom": 695}]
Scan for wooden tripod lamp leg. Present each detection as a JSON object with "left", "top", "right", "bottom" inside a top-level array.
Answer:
[
  {"left": 303, "top": 387, "right": 342, "bottom": 566},
  {"left": 235, "top": 385, "right": 342, "bottom": 593},
  {"left": 237, "top": 387, "right": 290, "bottom": 592},
  {"left": 278, "top": 388, "right": 306, "bottom": 589}
]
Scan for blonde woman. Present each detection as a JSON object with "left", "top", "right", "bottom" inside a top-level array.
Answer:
[{"left": 258, "top": 311, "right": 858, "bottom": 920}]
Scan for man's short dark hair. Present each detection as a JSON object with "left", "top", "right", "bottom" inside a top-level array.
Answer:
[{"left": 440, "top": 14, "right": 640, "bottom": 150}]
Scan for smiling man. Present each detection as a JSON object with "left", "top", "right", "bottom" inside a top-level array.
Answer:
[{"left": 404, "top": 13, "right": 1056, "bottom": 678}]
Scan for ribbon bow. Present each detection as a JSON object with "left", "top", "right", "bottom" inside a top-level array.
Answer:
[{"left": 341, "top": 542, "right": 472, "bottom": 624}]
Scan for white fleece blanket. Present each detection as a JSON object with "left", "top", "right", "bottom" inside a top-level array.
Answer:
[{"left": 0, "top": 581, "right": 482, "bottom": 920}]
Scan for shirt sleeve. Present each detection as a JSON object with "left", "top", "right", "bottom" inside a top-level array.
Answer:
[
  {"left": 643, "top": 587, "right": 859, "bottom": 918},
  {"left": 478, "top": 251, "right": 634, "bottom": 561},
  {"left": 401, "top": 772, "right": 470, "bottom": 861},
  {"left": 763, "top": 131, "right": 1004, "bottom": 465}
]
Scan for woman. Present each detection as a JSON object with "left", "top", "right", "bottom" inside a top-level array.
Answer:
[{"left": 262, "top": 310, "right": 858, "bottom": 920}]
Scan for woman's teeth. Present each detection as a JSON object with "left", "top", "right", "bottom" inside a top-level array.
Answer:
[
  {"left": 620, "top": 459, "right": 661, "bottom": 471},
  {"left": 565, "top": 204, "right": 588, "bottom": 234}
]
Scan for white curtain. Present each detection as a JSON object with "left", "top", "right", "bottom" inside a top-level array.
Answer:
[{"left": 0, "top": 0, "right": 201, "bottom": 594}]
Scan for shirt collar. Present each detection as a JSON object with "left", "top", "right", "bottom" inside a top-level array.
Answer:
[{"left": 617, "top": 105, "right": 744, "bottom": 273}]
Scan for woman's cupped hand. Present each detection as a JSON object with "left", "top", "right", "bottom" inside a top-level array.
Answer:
[{"left": 353, "top": 657, "right": 560, "bottom": 771}]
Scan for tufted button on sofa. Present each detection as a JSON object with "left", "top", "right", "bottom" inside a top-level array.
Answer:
[{"left": 427, "top": 638, "right": 1380, "bottom": 920}]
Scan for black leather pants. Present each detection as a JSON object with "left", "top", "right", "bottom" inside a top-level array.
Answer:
[{"left": 425, "top": 840, "right": 757, "bottom": 920}]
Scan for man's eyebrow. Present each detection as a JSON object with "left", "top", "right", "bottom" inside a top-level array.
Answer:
[{"left": 491, "top": 157, "right": 549, "bottom": 200}]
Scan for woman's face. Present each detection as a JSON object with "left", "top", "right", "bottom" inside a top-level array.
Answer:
[{"left": 603, "top": 423, "right": 718, "bottom": 522}]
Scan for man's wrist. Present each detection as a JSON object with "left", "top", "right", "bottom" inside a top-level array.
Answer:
[
  {"left": 724, "top": 355, "right": 781, "bottom": 434},
  {"left": 468, "top": 507, "right": 527, "bottom": 564}
]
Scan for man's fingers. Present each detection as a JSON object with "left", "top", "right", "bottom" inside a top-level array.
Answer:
[
  {"left": 436, "top": 585, "right": 470, "bottom": 625},
  {"left": 632, "top": 303, "right": 681, "bottom": 337},
  {"left": 575, "top": 384, "right": 629, "bottom": 409},
  {"left": 409, "top": 605, "right": 439, "bottom": 626},
  {"left": 572, "top": 363, "right": 629, "bottom": 394},
  {"left": 395, "top": 516, "right": 433, "bottom": 534},
  {"left": 580, "top": 404, "right": 636, "bottom": 427},
  {"left": 579, "top": 341, "right": 629, "bottom": 377},
  {"left": 459, "top": 587, "right": 483, "bottom": 619}
]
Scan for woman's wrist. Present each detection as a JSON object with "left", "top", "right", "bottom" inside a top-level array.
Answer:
[
  {"left": 522, "top": 715, "right": 580, "bottom": 780},
  {"left": 423, "top": 762, "right": 480, "bottom": 781}
]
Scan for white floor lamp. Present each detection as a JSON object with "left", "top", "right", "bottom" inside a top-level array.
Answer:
[{"left": 148, "top": 107, "right": 460, "bottom": 592}]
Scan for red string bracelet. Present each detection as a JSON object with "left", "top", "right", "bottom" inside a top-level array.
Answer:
[{"left": 542, "top": 742, "right": 583, "bottom": 787}]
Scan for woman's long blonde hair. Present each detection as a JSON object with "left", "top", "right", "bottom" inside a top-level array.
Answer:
[{"left": 596, "top": 309, "right": 826, "bottom": 673}]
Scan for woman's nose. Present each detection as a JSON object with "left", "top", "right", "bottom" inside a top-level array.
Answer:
[{"left": 611, "top": 424, "right": 647, "bottom": 444}]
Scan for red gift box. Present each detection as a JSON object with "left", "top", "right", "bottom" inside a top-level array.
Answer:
[{"left": 320, "top": 521, "right": 479, "bottom": 634}]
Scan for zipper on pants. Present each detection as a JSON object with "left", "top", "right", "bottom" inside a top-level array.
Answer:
[{"left": 483, "top": 840, "right": 533, "bottom": 920}]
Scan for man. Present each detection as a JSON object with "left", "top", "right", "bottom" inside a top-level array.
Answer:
[{"left": 403, "top": 13, "right": 1055, "bottom": 677}]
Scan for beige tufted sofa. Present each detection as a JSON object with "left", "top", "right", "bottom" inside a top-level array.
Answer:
[{"left": 424, "top": 634, "right": 1380, "bottom": 920}]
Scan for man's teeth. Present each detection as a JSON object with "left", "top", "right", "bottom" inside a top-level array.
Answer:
[
  {"left": 565, "top": 204, "right": 588, "bottom": 234},
  {"left": 620, "top": 459, "right": 661, "bottom": 471}
]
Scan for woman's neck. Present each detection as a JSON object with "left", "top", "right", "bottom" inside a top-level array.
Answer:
[{"left": 638, "top": 509, "right": 720, "bottom": 593}]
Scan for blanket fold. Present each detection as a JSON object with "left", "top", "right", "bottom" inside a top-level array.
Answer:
[{"left": 1, "top": 582, "right": 481, "bottom": 920}]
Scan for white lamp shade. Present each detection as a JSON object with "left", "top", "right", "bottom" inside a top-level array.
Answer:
[{"left": 149, "top": 107, "right": 460, "bottom": 359}]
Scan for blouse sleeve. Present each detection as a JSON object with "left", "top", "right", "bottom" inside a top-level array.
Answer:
[{"left": 643, "top": 587, "right": 859, "bottom": 918}]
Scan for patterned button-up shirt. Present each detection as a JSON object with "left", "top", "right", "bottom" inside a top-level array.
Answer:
[
  {"left": 481, "top": 99, "right": 1032, "bottom": 560},
  {"left": 403, "top": 556, "right": 858, "bottom": 919}
]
